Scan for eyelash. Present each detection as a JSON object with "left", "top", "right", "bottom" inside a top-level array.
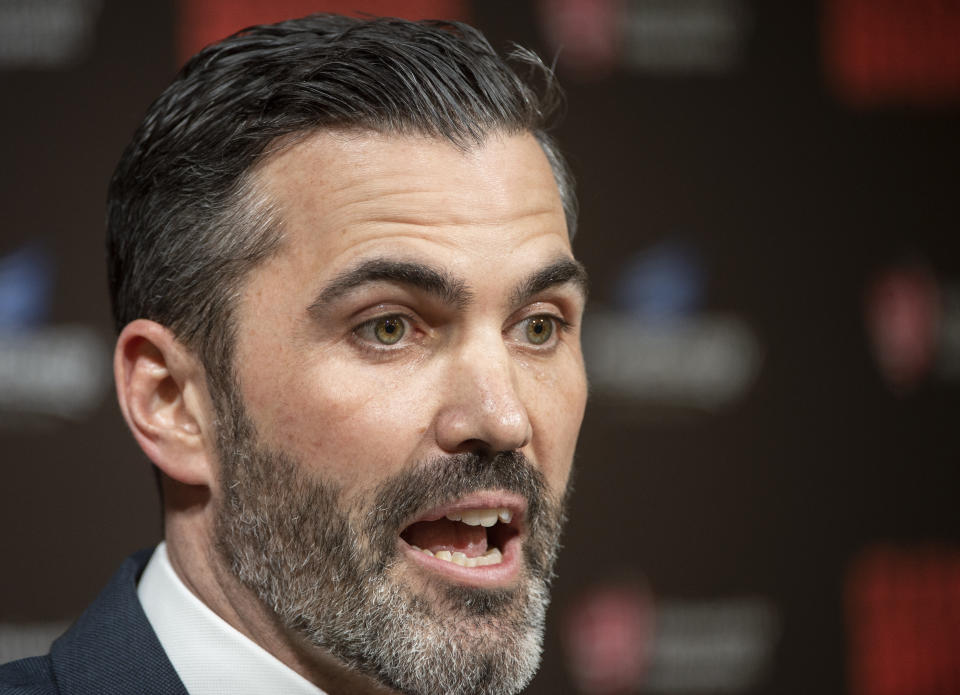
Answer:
[{"left": 351, "top": 311, "right": 573, "bottom": 355}]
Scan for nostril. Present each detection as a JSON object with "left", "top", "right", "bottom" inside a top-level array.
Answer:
[{"left": 464, "top": 439, "right": 497, "bottom": 457}]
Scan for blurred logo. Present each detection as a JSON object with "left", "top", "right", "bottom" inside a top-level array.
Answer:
[
  {"left": 539, "top": 0, "right": 751, "bottom": 77},
  {"left": 564, "top": 581, "right": 780, "bottom": 694},
  {"left": 0, "top": 244, "right": 109, "bottom": 424},
  {"left": 865, "top": 264, "right": 941, "bottom": 392},
  {"left": 583, "top": 241, "right": 762, "bottom": 410},
  {"left": 0, "top": 244, "right": 54, "bottom": 329},
  {"left": 846, "top": 545, "right": 960, "bottom": 695},
  {"left": 823, "top": 0, "right": 960, "bottom": 107},
  {"left": 616, "top": 241, "right": 705, "bottom": 321},
  {"left": 537, "top": 0, "right": 623, "bottom": 77},
  {"left": 0, "top": 0, "right": 102, "bottom": 70},
  {"left": 178, "top": 0, "right": 470, "bottom": 66},
  {"left": 564, "top": 581, "right": 655, "bottom": 694}
]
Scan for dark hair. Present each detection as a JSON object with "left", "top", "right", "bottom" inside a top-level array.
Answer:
[{"left": 107, "top": 14, "right": 576, "bottom": 399}]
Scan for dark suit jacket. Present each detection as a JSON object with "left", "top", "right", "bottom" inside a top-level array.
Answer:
[{"left": 0, "top": 549, "right": 189, "bottom": 694}]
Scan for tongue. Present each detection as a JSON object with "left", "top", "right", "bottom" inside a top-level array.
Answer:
[{"left": 402, "top": 518, "right": 489, "bottom": 557}]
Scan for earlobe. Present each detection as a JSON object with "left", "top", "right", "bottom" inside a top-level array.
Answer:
[{"left": 114, "top": 319, "right": 213, "bottom": 487}]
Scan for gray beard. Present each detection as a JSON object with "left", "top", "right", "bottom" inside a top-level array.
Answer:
[{"left": 211, "top": 395, "right": 568, "bottom": 695}]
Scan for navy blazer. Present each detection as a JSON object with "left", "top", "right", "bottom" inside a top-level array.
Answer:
[{"left": 0, "top": 549, "right": 189, "bottom": 694}]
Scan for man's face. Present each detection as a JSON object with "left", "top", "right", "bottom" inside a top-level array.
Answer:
[{"left": 212, "top": 130, "right": 588, "bottom": 694}]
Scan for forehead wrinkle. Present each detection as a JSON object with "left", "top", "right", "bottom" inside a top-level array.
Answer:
[
  {"left": 323, "top": 191, "right": 563, "bottom": 233},
  {"left": 303, "top": 165, "right": 564, "bottom": 232}
]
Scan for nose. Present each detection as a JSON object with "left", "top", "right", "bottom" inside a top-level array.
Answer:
[{"left": 434, "top": 334, "right": 532, "bottom": 455}]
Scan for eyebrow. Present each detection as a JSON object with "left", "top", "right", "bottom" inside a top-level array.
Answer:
[
  {"left": 308, "top": 258, "right": 471, "bottom": 313},
  {"left": 511, "top": 257, "right": 589, "bottom": 308},
  {"left": 307, "top": 255, "right": 589, "bottom": 316}
]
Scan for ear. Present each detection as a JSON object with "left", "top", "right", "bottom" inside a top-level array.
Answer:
[{"left": 114, "top": 319, "right": 215, "bottom": 487}]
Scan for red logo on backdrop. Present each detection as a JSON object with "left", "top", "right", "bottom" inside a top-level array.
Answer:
[
  {"left": 822, "top": 0, "right": 960, "bottom": 107},
  {"left": 865, "top": 264, "right": 941, "bottom": 392},
  {"left": 563, "top": 581, "right": 654, "bottom": 694},
  {"left": 178, "top": 0, "right": 469, "bottom": 65},
  {"left": 846, "top": 545, "right": 960, "bottom": 695},
  {"left": 537, "top": 0, "right": 622, "bottom": 76}
]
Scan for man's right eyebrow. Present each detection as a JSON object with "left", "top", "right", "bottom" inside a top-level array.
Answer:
[{"left": 307, "top": 258, "right": 470, "bottom": 315}]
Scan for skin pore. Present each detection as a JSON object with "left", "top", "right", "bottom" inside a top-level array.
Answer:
[{"left": 119, "top": 130, "right": 588, "bottom": 694}]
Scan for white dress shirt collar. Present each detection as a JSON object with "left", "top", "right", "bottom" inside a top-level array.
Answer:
[{"left": 137, "top": 542, "right": 327, "bottom": 695}]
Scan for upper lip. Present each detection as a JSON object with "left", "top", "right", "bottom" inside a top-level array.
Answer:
[{"left": 401, "top": 490, "right": 527, "bottom": 532}]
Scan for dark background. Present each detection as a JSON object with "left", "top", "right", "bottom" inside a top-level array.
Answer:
[{"left": 1, "top": 1, "right": 958, "bottom": 694}]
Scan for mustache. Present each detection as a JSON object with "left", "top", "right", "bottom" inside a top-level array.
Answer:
[{"left": 368, "top": 450, "right": 553, "bottom": 538}]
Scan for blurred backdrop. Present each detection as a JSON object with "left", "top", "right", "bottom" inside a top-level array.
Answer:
[{"left": 1, "top": 1, "right": 958, "bottom": 693}]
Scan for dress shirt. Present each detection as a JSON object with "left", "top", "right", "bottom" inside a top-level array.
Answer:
[{"left": 138, "top": 542, "right": 327, "bottom": 695}]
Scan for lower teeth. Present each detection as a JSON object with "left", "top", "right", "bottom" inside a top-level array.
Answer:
[{"left": 411, "top": 546, "right": 503, "bottom": 567}]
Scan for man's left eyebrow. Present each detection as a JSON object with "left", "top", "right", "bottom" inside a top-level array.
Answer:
[{"left": 511, "top": 258, "right": 589, "bottom": 308}]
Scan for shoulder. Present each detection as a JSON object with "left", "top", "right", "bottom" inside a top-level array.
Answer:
[
  {"left": 1, "top": 548, "right": 185, "bottom": 695},
  {"left": 0, "top": 655, "right": 58, "bottom": 694}
]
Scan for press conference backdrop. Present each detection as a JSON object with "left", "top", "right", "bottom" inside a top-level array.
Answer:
[{"left": 1, "top": 2, "right": 958, "bottom": 694}]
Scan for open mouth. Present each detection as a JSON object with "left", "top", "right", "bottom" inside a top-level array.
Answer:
[{"left": 399, "top": 497, "right": 523, "bottom": 574}]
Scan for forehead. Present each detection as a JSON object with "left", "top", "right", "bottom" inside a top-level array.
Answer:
[{"left": 250, "top": 129, "right": 571, "bottom": 277}]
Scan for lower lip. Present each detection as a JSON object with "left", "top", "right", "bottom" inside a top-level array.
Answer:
[{"left": 401, "top": 536, "right": 522, "bottom": 588}]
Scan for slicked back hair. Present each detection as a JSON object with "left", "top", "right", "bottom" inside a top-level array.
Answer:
[{"left": 107, "top": 14, "right": 577, "bottom": 402}]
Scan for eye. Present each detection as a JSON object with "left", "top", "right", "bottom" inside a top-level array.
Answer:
[
  {"left": 354, "top": 314, "right": 410, "bottom": 347},
  {"left": 524, "top": 316, "right": 554, "bottom": 345},
  {"left": 372, "top": 316, "right": 406, "bottom": 344}
]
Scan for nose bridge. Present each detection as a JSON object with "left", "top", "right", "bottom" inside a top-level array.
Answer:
[{"left": 435, "top": 326, "right": 531, "bottom": 454}]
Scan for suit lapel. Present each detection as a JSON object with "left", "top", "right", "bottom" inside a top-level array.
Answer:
[{"left": 50, "top": 549, "right": 189, "bottom": 695}]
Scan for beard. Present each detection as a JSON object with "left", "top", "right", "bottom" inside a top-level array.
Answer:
[{"left": 211, "top": 390, "right": 569, "bottom": 695}]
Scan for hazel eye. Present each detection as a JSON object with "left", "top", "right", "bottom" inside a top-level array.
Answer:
[
  {"left": 525, "top": 316, "right": 554, "bottom": 345},
  {"left": 373, "top": 316, "right": 406, "bottom": 345}
]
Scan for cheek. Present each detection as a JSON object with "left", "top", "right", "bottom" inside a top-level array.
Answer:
[
  {"left": 244, "top": 355, "right": 437, "bottom": 488},
  {"left": 526, "top": 356, "right": 587, "bottom": 486}
]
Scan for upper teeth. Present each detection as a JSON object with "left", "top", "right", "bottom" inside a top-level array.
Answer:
[{"left": 445, "top": 507, "right": 512, "bottom": 527}]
